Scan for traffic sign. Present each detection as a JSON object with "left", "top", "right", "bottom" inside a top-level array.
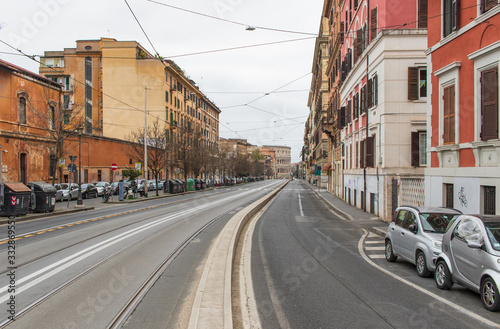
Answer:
[
  {"left": 68, "top": 163, "right": 77, "bottom": 172},
  {"left": 111, "top": 163, "right": 118, "bottom": 171},
  {"left": 69, "top": 156, "right": 77, "bottom": 162}
]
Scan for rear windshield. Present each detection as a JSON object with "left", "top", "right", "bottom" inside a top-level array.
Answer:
[{"left": 419, "top": 213, "right": 458, "bottom": 233}]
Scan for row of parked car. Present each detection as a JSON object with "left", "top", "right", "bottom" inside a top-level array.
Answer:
[
  {"left": 53, "top": 181, "right": 113, "bottom": 201},
  {"left": 385, "top": 206, "right": 500, "bottom": 311}
]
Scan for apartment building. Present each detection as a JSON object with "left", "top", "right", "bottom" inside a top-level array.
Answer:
[{"left": 425, "top": 1, "right": 500, "bottom": 214}]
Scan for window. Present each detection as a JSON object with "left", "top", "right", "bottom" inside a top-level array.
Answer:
[
  {"left": 443, "top": 0, "right": 458, "bottom": 37},
  {"left": 403, "top": 212, "right": 417, "bottom": 230},
  {"left": 483, "top": 186, "right": 496, "bottom": 215},
  {"left": 395, "top": 210, "right": 407, "bottom": 226},
  {"left": 481, "top": 67, "right": 498, "bottom": 141},
  {"left": 408, "top": 67, "right": 427, "bottom": 100},
  {"left": 443, "top": 85, "right": 455, "bottom": 144},
  {"left": 482, "top": 0, "right": 498, "bottom": 13},
  {"left": 418, "top": 0, "right": 428, "bottom": 28},
  {"left": 444, "top": 183, "right": 454, "bottom": 208},
  {"left": 18, "top": 96, "right": 27, "bottom": 124},
  {"left": 84, "top": 57, "right": 92, "bottom": 134},
  {"left": 49, "top": 105, "right": 55, "bottom": 129},
  {"left": 411, "top": 131, "right": 427, "bottom": 166},
  {"left": 165, "top": 91, "right": 169, "bottom": 102},
  {"left": 63, "top": 113, "right": 70, "bottom": 125},
  {"left": 371, "top": 7, "right": 378, "bottom": 42}
]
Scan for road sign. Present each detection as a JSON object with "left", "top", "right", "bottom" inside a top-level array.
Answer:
[
  {"left": 69, "top": 156, "right": 77, "bottom": 162},
  {"left": 135, "top": 162, "right": 142, "bottom": 171},
  {"left": 111, "top": 163, "right": 118, "bottom": 171},
  {"left": 68, "top": 163, "right": 77, "bottom": 172},
  {"left": 59, "top": 158, "right": 66, "bottom": 167}
]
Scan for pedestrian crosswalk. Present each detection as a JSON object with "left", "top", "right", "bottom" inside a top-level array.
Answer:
[{"left": 363, "top": 232, "right": 386, "bottom": 259}]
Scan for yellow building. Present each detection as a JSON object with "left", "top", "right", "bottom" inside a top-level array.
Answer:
[{"left": 39, "top": 38, "right": 220, "bottom": 146}]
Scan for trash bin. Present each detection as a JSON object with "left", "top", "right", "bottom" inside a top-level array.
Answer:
[
  {"left": 27, "top": 182, "right": 56, "bottom": 213},
  {"left": 0, "top": 183, "right": 31, "bottom": 217},
  {"left": 194, "top": 179, "right": 201, "bottom": 190},
  {"left": 200, "top": 179, "right": 206, "bottom": 189},
  {"left": 176, "top": 179, "right": 185, "bottom": 193},
  {"left": 186, "top": 178, "right": 195, "bottom": 191}
]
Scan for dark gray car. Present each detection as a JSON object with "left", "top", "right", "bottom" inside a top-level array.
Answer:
[{"left": 435, "top": 214, "right": 500, "bottom": 311}]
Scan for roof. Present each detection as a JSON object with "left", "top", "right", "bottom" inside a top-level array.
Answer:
[
  {"left": 399, "top": 206, "right": 462, "bottom": 215},
  {"left": 0, "top": 59, "right": 62, "bottom": 89}
]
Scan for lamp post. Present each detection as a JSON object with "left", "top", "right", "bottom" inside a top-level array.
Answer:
[{"left": 76, "top": 127, "right": 83, "bottom": 206}]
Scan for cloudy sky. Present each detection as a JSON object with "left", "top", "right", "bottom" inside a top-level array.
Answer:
[{"left": 1, "top": 0, "right": 324, "bottom": 161}]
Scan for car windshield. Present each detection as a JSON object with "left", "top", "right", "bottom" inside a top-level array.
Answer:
[
  {"left": 485, "top": 223, "right": 500, "bottom": 251},
  {"left": 419, "top": 213, "right": 457, "bottom": 233}
]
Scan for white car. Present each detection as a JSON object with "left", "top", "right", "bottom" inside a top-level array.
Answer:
[{"left": 95, "top": 181, "right": 111, "bottom": 196}]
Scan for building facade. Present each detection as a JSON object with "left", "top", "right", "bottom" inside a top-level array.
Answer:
[
  {"left": 425, "top": 1, "right": 500, "bottom": 214},
  {"left": 263, "top": 145, "right": 291, "bottom": 179},
  {"left": 311, "top": 0, "right": 429, "bottom": 221},
  {"left": 39, "top": 38, "right": 220, "bottom": 180}
]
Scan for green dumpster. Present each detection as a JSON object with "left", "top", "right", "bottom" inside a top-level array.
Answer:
[{"left": 186, "top": 178, "right": 195, "bottom": 191}]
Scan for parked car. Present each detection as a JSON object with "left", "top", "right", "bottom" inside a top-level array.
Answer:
[
  {"left": 81, "top": 183, "right": 98, "bottom": 199},
  {"left": 95, "top": 181, "right": 111, "bottom": 196},
  {"left": 110, "top": 181, "right": 130, "bottom": 195},
  {"left": 61, "top": 183, "right": 79, "bottom": 201},
  {"left": 385, "top": 206, "right": 462, "bottom": 277},
  {"left": 54, "top": 183, "right": 68, "bottom": 202},
  {"left": 435, "top": 214, "right": 500, "bottom": 311}
]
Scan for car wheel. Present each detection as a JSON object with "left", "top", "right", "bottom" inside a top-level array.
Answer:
[
  {"left": 435, "top": 260, "right": 453, "bottom": 290},
  {"left": 385, "top": 240, "right": 397, "bottom": 262},
  {"left": 416, "top": 251, "right": 431, "bottom": 278},
  {"left": 481, "top": 277, "right": 500, "bottom": 311}
]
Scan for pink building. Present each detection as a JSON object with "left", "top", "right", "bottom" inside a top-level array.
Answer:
[
  {"left": 336, "top": 0, "right": 428, "bottom": 220},
  {"left": 425, "top": 1, "right": 500, "bottom": 214}
]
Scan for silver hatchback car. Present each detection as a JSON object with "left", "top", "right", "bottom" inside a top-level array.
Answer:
[
  {"left": 385, "top": 206, "right": 462, "bottom": 277},
  {"left": 435, "top": 214, "right": 500, "bottom": 311}
]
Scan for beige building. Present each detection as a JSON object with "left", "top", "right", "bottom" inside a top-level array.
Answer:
[
  {"left": 263, "top": 145, "right": 291, "bottom": 179},
  {"left": 39, "top": 38, "right": 220, "bottom": 179}
]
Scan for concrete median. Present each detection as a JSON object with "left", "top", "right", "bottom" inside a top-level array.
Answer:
[{"left": 188, "top": 181, "right": 289, "bottom": 329}]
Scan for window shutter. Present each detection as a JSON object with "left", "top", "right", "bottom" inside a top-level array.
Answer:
[
  {"left": 411, "top": 132, "right": 420, "bottom": 167},
  {"left": 443, "top": 85, "right": 455, "bottom": 144},
  {"left": 368, "top": 78, "right": 373, "bottom": 108},
  {"left": 360, "top": 140, "right": 365, "bottom": 168},
  {"left": 340, "top": 22, "right": 344, "bottom": 44},
  {"left": 452, "top": 0, "right": 459, "bottom": 32},
  {"left": 408, "top": 67, "right": 419, "bottom": 100},
  {"left": 366, "top": 136, "right": 374, "bottom": 167},
  {"left": 374, "top": 75, "right": 378, "bottom": 105},
  {"left": 481, "top": 68, "right": 499, "bottom": 141},
  {"left": 347, "top": 100, "right": 352, "bottom": 123},
  {"left": 418, "top": 0, "right": 428, "bottom": 28},
  {"left": 371, "top": 8, "right": 378, "bottom": 42},
  {"left": 356, "top": 29, "right": 363, "bottom": 62}
]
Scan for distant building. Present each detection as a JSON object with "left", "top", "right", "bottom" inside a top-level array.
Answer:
[
  {"left": 425, "top": 1, "right": 500, "bottom": 214},
  {"left": 263, "top": 145, "right": 291, "bottom": 179}
]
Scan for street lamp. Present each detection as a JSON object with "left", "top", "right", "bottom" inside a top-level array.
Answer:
[
  {"left": 76, "top": 126, "right": 83, "bottom": 206},
  {"left": 144, "top": 86, "right": 149, "bottom": 198}
]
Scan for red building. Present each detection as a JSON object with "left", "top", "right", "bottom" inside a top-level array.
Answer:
[{"left": 425, "top": 1, "right": 499, "bottom": 214}]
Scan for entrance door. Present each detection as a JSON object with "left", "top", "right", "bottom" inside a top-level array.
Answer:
[{"left": 392, "top": 179, "right": 398, "bottom": 214}]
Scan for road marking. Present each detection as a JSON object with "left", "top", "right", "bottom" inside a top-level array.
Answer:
[
  {"left": 358, "top": 230, "right": 499, "bottom": 327},
  {"left": 364, "top": 240, "right": 383, "bottom": 244},
  {"left": 365, "top": 246, "right": 385, "bottom": 251},
  {"left": 368, "top": 254, "right": 386, "bottom": 259},
  {"left": 298, "top": 193, "right": 304, "bottom": 217}
]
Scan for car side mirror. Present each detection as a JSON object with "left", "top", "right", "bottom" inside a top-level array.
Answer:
[
  {"left": 409, "top": 224, "right": 418, "bottom": 234},
  {"left": 467, "top": 241, "right": 483, "bottom": 249}
]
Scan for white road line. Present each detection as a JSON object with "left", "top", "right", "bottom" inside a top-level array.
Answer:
[
  {"left": 364, "top": 240, "right": 384, "bottom": 244},
  {"left": 365, "top": 246, "right": 385, "bottom": 251},
  {"left": 0, "top": 189, "right": 260, "bottom": 304},
  {"left": 298, "top": 193, "right": 304, "bottom": 217},
  {"left": 358, "top": 230, "right": 499, "bottom": 328},
  {"left": 368, "top": 254, "right": 386, "bottom": 259}
]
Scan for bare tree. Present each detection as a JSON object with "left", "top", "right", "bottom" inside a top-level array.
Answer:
[
  {"left": 125, "top": 117, "right": 168, "bottom": 196},
  {"left": 24, "top": 84, "right": 85, "bottom": 184}
]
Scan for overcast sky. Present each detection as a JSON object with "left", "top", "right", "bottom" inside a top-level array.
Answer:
[{"left": 1, "top": 0, "right": 323, "bottom": 161}]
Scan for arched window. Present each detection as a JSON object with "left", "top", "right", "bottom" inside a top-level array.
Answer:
[{"left": 18, "top": 95, "right": 27, "bottom": 124}]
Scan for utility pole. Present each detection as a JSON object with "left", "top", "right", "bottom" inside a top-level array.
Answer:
[
  {"left": 144, "top": 87, "right": 148, "bottom": 198},
  {"left": 76, "top": 127, "right": 83, "bottom": 206}
]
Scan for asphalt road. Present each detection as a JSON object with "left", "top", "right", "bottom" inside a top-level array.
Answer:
[
  {"left": 0, "top": 180, "right": 283, "bottom": 328},
  {"left": 244, "top": 180, "right": 500, "bottom": 328}
]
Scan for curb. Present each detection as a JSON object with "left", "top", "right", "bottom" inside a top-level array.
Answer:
[{"left": 188, "top": 181, "right": 289, "bottom": 329}]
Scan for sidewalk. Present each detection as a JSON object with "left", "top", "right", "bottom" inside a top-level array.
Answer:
[{"left": 304, "top": 182, "right": 389, "bottom": 236}]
